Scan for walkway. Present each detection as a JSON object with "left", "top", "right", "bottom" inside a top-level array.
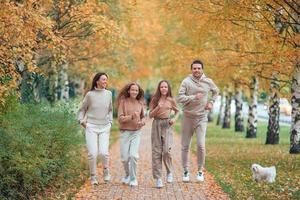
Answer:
[{"left": 75, "top": 120, "right": 230, "bottom": 200}]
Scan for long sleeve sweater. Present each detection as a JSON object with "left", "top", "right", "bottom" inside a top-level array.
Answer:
[
  {"left": 77, "top": 88, "right": 113, "bottom": 125},
  {"left": 118, "top": 98, "right": 145, "bottom": 131},
  {"left": 149, "top": 97, "right": 179, "bottom": 119},
  {"left": 178, "top": 74, "right": 219, "bottom": 117}
]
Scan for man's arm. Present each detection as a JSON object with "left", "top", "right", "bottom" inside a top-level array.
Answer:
[
  {"left": 177, "top": 80, "right": 196, "bottom": 105},
  {"left": 209, "top": 79, "right": 219, "bottom": 104}
]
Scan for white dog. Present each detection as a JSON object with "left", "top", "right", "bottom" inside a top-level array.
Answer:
[{"left": 251, "top": 163, "right": 276, "bottom": 183}]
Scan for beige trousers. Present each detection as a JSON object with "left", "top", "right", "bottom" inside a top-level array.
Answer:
[
  {"left": 181, "top": 114, "right": 207, "bottom": 171},
  {"left": 120, "top": 130, "right": 141, "bottom": 181},
  {"left": 151, "top": 119, "right": 173, "bottom": 179}
]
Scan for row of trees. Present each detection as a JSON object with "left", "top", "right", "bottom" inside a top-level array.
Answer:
[
  {"left": 161, "top": 0, "right": 299, "bottom": 153},
  {"left": 0, "top": 0, "right": 141, "bottom": 104},
  {"left": 1, "top": 0, "right": 299, "bottom": 153}
]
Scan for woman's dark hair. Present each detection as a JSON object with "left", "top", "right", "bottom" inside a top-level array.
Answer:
[
  {"left": 116, "top": 82, "right": 145, "bottom": 108},
  {"left": 150, "top": 80, "right": 172, "bottom": 108},
  {"left": 191, "top": 60, "right": 204, "bottom": 69},
  {"left": 90, "top": 72, "right": 108, "bottom": 91}
]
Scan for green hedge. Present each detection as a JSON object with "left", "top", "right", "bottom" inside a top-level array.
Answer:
[{"left": 0, "top": 96, "right": 83, "bottom": 200}]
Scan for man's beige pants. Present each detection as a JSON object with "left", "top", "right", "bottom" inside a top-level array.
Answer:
[{"left": 181, "top": 114, "right": 207, "bottom": 171}]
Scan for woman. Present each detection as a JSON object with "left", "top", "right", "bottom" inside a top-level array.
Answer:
[
  {"left": 149, "top": 80, "right": 179, "bottom": 188},
  {"left": 77, "top": 72, "right": 113, "bottom": 185},
  {"left": 116, "top": 82, "right": 146, "bottom": 187}
]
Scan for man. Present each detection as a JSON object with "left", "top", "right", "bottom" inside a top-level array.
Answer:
[{"left": 178, "top": 60, "right": 219, "bottom": 182}]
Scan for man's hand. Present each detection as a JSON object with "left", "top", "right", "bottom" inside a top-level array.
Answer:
[
  {"left": 195, "top": 93, "right": 202, "bottom": 100},
  {"left": 205, "top": 102, "right": 213, "bottom": 110}
]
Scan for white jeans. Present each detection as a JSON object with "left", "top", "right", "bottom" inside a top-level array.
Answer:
[
  {"left": 120, "top": 130, "right": 141, "bottom": 181},
  {"left": 85, "top": 123, "right": 111, "bottom": 176}
]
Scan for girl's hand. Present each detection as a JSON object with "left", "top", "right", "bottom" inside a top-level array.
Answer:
[
  {"left": 132, "top": 111, "right": 140, "bottom": 120},
  {"left": 157, "top": 102, "right": 164, "bottom": 108},
  {"left": 169, "top": 119, "right": 175, "bottom": 126},
  {"left": 137, "top": 121, "right": 145, "bottom": 128}
]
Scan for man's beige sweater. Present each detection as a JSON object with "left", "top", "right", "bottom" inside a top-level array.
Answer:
[
  {"left": 77, "top": 89, "right": 113, "bottom": 125},
  {"left": 178, "top": 74, "right": 219, "bottom": 117}
]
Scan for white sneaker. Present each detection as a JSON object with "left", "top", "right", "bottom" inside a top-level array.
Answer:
[
  {"left": 121, "top": 176, "right": 130, "bottom": 184},
  {"left": 156, "top": 178, "right": 164, "bottom": 188},
  {"left": 90, "top": 176, "right": 99, "bottom": 185},
  {"left": 103, "top": 168, "right": 111, "bottom": 182},
  {"left": 166, "top": 173, "right": 173, "bottom": 183},
  {"left": 196, "top": 171, "right": 204, "bottom": 182},
  {"left": 129, "top": 179, "right": 138, "bottom": 187},
  {"left": 182, "top": 171, "right": 190, "bottom": 182}
]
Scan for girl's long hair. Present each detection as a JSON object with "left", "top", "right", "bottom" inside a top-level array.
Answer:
[
  {"left": 116, "top": 82, "right": 145, "bottom": 108},
  {"left": 150, "top": 80, "right": 172, "bottom": 108},
  {"left": 90, "top": 72, "right": 108, "bottom": 91}
]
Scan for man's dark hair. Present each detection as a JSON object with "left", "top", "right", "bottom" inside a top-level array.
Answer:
[{"left": 191, "top": 60, "right": 204, "bottom": 69}]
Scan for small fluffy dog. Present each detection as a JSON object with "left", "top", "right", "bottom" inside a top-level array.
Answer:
[{"left": 251, "top": 163, "right": 276, "bottom": 183}]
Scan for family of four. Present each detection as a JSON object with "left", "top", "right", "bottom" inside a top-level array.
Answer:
[{"left": 77, "top": 60, "right": 219, "bottom": 188}]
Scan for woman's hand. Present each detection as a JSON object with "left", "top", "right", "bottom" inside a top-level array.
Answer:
[{"left": 80, "top": 122, "right": 87, "bottom": 128}]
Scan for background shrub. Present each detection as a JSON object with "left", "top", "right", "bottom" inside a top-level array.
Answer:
[{"left": 0, "top": 96, "right": 84, "bottom": 200}]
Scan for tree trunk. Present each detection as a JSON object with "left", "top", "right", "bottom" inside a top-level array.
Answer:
[
  {"left": 73, "top": 78, "right": 85, "bottom": 97},
  {"left": 246, "top": 76, "right": 258, "bottom": 138},
  {"left": 57, "top": 61, "right": 69, "bottom": 101},
  {"left": 222, "top": 88, "right": 232, "bottom": 128},
  {"left": 234, "top": 84, "right": 244, "bottom": 132},
  {"left": 17, "top": 58, "right": 44, "bottom": 104},
  {"left": 217, "top": 89, "right": 225, "bottom": 126},
  {"left": 46, "top": 60, "right": 58, "bottom": 103},
  {"left": 207, "top": 109, "right": 213, "bottom": 122},
  {"left": 266, "top": 76, "right": 280, "bottom": 144},
  {"left": 20, "top": 70, "right": 34, "bottom": 103},
  {"left": 290, "top": 60, "right": 300, "bottom": 153}
]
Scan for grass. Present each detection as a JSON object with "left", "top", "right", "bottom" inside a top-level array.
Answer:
[{"left": 175, "top": 118, "right": 300, "bottom": 200}]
